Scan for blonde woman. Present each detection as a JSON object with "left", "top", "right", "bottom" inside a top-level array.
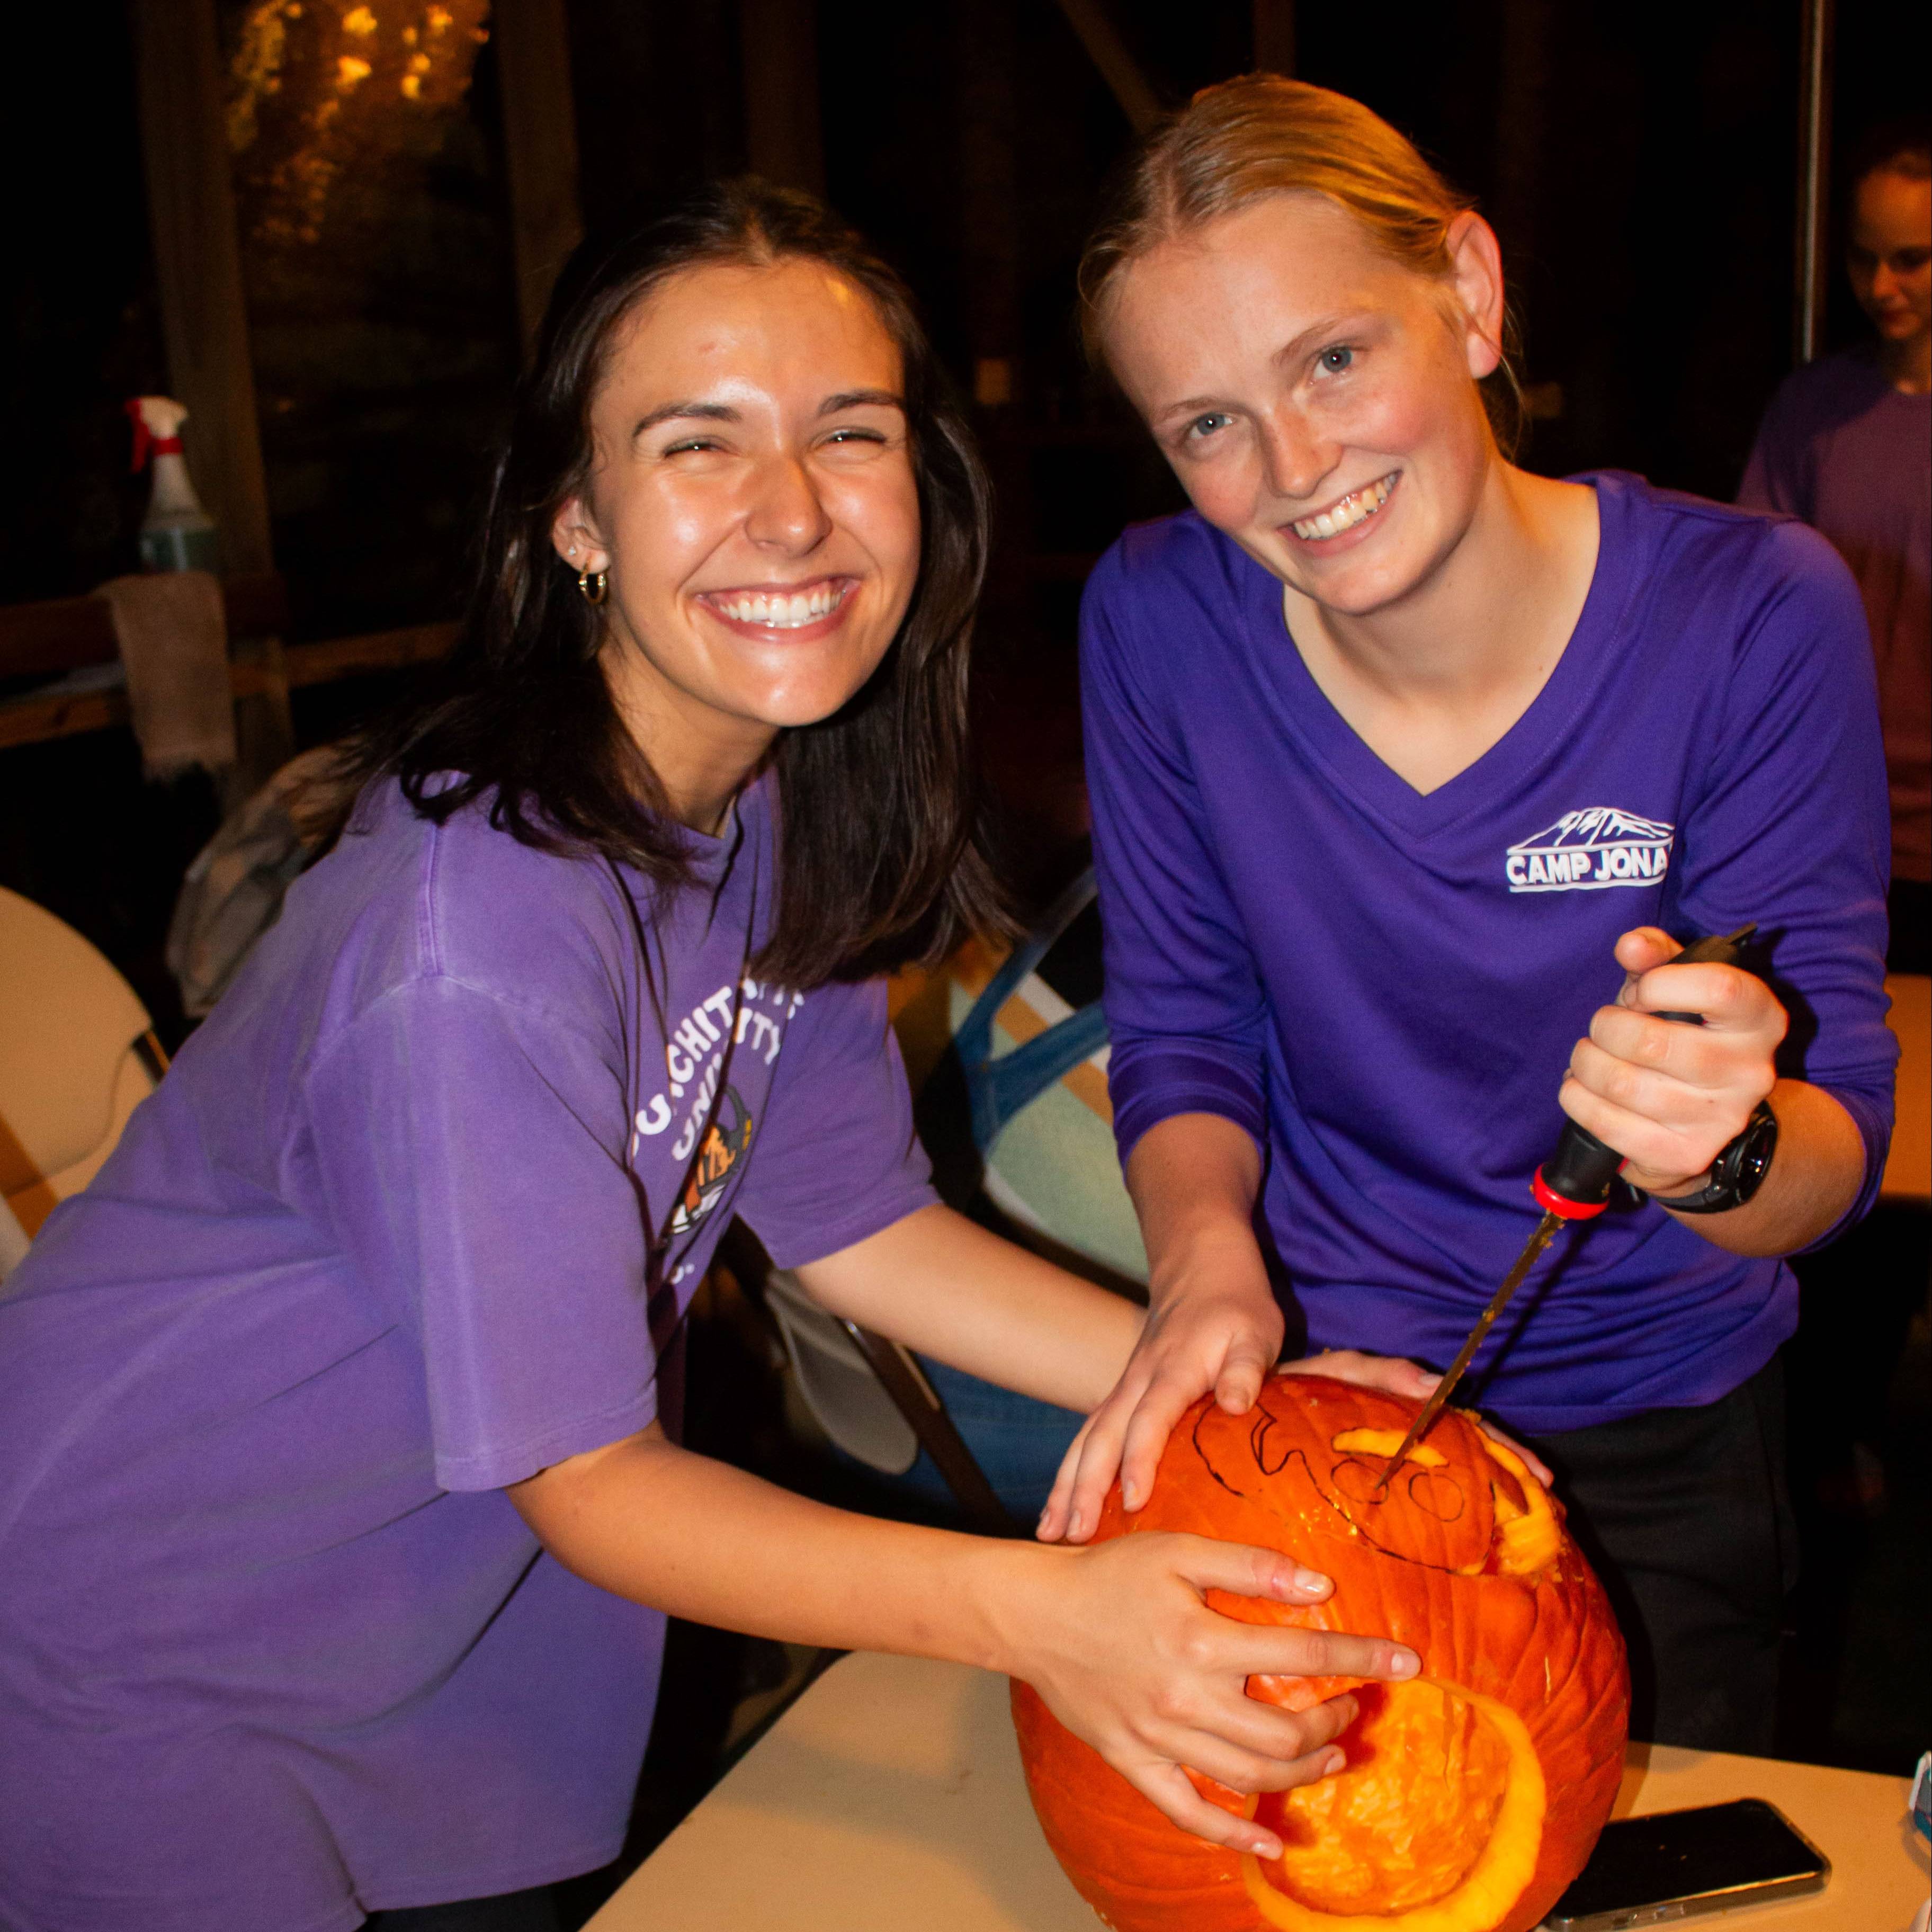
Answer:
[{"left": 1042, "top": 78, "right": 1897, "bottom": 1753}]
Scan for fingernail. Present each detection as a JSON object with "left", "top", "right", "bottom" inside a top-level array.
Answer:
[
  {"left": 1322, "top": 1749, "right": 1346, "bottom": 1776},
  {"left": 1250, "top": 1833, "right": 1282, "bottom": 1861},
  {"left": 1291, "top": 1567, "right": 1332, "bottom": 1597},
  {"left": 1390, "top": 1648, "right": 1420, "bottom": 1678},
  {"left": 1067, "top": 1508, "right": 1083, "bottom": 1538},
  {"left": 1121, "top": 1482, "right": 1140, "bottom": 1511}
]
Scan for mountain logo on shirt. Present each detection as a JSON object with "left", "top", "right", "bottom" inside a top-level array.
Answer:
[
  {"left": 1506, "top": 807, "right": 1675, "bottom": 892},
  {"left": 668, "top": 1085, "right": 755, "bottom": 1236}
]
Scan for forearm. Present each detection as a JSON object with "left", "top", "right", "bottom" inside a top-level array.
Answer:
[
  {"left": 794, "top": 1203, "right": 1143, "bottom": 1414},
  {"left": 1126, "top": 1112, "right": 1271, "bottom": 1309},
  {"left": 1653, "top": 1077, "right": 1867, "bottom": 1257},
  {"left": 514, "top": 1426, "right": 1037, "bottom": 1666}
]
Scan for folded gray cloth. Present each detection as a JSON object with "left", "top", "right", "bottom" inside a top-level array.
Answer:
[
  {"left": 166, "top": 746, "right": 353, "bottom": 1016},
  {"left": 94, "top": 571, "right": 236, "bottom": 779}
]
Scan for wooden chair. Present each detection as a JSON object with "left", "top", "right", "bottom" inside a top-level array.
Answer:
[
  {"left": 0, "top": 886, "right": 167, "bottom": 1280},
  {"left": 750, "top": 870, "right": 1142, "bottom": 1536}
]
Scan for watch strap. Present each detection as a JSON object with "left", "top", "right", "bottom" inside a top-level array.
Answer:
[{"left": 1644, "top": 1099, "right": 1779, "bottom": 1215}]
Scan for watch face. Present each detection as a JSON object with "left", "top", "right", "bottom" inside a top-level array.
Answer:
[{"left": 1662, "top": 1102, "right": 1778, "bottom": 1213}]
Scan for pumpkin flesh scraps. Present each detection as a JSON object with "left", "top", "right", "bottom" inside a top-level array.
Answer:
[{"left": 1239, "top": 1680, "right": 1544, "bottom": 1932}]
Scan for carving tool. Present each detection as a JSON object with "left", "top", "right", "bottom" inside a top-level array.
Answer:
[{"left": 1373, "top": 925, "right": 1757, "bottom": 1490}]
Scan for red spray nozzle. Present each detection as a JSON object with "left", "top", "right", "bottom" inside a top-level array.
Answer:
[{"left": 126, "top": 397, "right": 187, "bottom": 473}]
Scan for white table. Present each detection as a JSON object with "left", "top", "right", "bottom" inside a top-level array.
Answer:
[{"left": 588, "top": 1650, "right": 1929, "bottom": 1931}]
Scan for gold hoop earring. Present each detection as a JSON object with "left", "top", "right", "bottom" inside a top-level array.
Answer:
[{"left": 577, "top": 568, "right": 609, "bottom": 607}]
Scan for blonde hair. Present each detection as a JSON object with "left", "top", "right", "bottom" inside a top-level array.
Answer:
[{"left": 1079, "top": 74, "right": 1521, "bottom": 445}]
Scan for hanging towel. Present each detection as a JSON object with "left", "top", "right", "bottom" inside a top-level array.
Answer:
[{"left": 94, "top": 570, "right": 236, "bottom": 779}]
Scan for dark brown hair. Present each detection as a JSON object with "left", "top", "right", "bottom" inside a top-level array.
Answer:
[
  {"left": 1078, "top": 75, "right": 1523, "bottom": 452},
  {"left": 342, "top": 177, "right": 1004, "bottom": 986}
]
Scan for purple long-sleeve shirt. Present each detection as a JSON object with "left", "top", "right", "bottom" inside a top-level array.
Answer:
[{"left": 1081, "top": 472, "right": 1895, "bottom": 1435}]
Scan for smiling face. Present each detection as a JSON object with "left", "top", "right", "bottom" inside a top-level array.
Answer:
[
  {"left": 1101, "top": 193, "right": 1505, "bottom": 620},
  {"left": 1847, "top": 166, "right": 1932, "bottom": 350},
  {"left": 552, "top": 256, "right": 922, "bottom": 823}
]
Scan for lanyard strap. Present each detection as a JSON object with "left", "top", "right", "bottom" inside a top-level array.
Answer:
[{"left": 607, "top": 831, "right": 760, "bottom": 1295}]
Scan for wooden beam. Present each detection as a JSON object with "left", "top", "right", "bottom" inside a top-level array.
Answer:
[
  {"left": 0, "top": 620, "right": 457, "bottom": 755},
  {"left": 1052, "top": 0, "right": 1160, "bottom": 136},
  {"left": 129, "top": 0, "right": 274, "bottom": 577},
  {"left": 739, "top": 0, "right": 825, "bottom": 194},
  {"left": 492, "top": 0, "right": 586, "bottom": 350},
  {"left": 0, "top": 577, "right": 288, "bottom": 684},
  {"left": 1252, "top": 0, "right": 1296, "bottom": 76},
  {"left": 279, "top": 622, "right": 458, "bottom": 688}
]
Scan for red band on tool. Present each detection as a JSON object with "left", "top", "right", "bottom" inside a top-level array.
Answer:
[{"left": 1533, "top": 1167, "right": 1612, "bottom": 1220}]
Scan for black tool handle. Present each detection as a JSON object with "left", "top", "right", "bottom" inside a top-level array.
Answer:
[{"left": 1532, "top": 925, "right": 1756, "bottom": 1219}]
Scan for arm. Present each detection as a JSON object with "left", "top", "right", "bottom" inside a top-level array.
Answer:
[
  {"left": 1037, "top": 1115, "right": 1540, "bottom": 1542},
  {"left": 1037, "top": 1115, "right": 1279, "bottom": 1539},
  {"left": 1035, "top": 551, "right": 1299, "bottom": 1536},
  {"left": 794, "top": 1202, "right": 1142, "bottom": 1415},
  {"left": 1564, "top": 525, "right": 1894, "bottom": 1255},
  {"left": 512, "top": 1420, "right": 1420, "bottom": 1862}
]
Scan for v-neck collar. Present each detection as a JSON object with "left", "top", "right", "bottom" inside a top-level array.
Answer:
[{"left": 1233, "top": 475, "right": 1641, "bottom": 839}]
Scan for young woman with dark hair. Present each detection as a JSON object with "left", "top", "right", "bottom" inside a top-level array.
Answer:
[
  {"left": 0, "top": 180, "right": 1423, "bottom": 1932},
  {"left": 1039, "top": 77, "right": 1897, "bottom": 1756}
]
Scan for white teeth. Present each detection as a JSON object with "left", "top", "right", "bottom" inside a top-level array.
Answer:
[
  {"left": 1293, "top": 475, "right": 1394, "bottom": 542},
  {"left": 712, "top": 583, "right": 845, "bottom": 629}
]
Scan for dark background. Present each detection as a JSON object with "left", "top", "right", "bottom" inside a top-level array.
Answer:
[
  {"left": 2, "top": 0, "right": 1926, "bottom": 1877},
  {"left": 7, "top": 2, "right": 1927, "bottom": 618}
]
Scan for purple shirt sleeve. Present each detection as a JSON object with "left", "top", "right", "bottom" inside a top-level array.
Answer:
[
  {"left": 1080, "top": 546, "right": 1271, "bottom": 1166},
  {"left": 1675, "top": 518, "right": 1897, "bottom": 1240},
  {"left": 303, "top": 977, "right": 659, "bottom": 1491},
  {"left": 731, "top": 975, "right": 938, "bottom": 1268}
]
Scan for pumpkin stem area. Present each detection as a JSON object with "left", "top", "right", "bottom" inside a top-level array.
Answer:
[{"left": 1240, "top": 1679, "right": 1544, "bottom": 1931}]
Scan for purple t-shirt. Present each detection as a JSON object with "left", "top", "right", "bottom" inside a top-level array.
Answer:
[
  {"left": 1739, "top": 348, "right": 1931, "bottom": 882},
  {"left": 0, "top": 774, "right": 933, "bottom": 1931},
  {"left": 1081, "top": 472, "right": 1895, "bottom": 1435}
]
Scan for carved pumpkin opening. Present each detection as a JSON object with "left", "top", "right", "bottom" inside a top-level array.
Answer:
[{"left": 1239, "top": 1678, "right": 1546, "bottom": 1930}]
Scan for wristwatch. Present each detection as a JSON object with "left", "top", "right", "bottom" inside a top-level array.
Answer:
[{"left": 1641, "top": 1100, "right": 1780, "bottom": 1214}]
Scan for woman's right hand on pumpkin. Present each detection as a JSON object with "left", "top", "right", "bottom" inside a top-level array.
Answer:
[{"left": 996, "top": 1531, "right": 1420, "bottom": 1859}]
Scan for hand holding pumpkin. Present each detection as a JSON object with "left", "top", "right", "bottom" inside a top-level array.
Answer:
[
  {"left": 1044, "top": 1327, "right": 1555, "bottom": 1549},
  {"left": 994, "top": 1529, "right": 1420, "bottom": 1859},
  {"left": 1037, "top": 1219, "right": 1283, "bottom": 1546}
]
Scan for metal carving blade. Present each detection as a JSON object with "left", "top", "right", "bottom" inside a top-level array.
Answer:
[{"left": 1371, "top": 1210, "right": 1561, "bottom": 1493}]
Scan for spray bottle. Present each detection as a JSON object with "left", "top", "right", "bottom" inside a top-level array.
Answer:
[{"left": 127, "top": 396, "right": 219, "bottom": 574}]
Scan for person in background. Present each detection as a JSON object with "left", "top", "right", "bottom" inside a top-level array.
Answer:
[{"left": 1740, "top": 120, "right": 1930, "bottom": 974}]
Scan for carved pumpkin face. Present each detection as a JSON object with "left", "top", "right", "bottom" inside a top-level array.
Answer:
[{"left": 1012, "top": 1375, "right": 1629, "bottom": 1932}]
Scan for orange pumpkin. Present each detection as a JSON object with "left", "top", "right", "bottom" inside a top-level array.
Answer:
[{"left": 1013, "top": 1374, "right": 1629, "bottom": 1932}]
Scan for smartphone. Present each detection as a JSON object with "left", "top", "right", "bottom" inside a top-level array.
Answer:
[{"left": 1541, "top": 1798, "right": 1829, "bottom": 1931}]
